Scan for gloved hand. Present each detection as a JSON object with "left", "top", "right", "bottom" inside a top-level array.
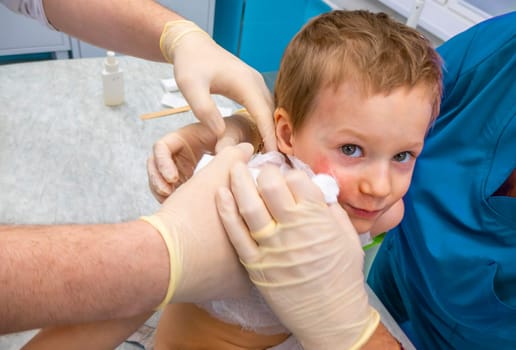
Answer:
[
  {"left": 148, "top": 113, "right": 261, "bottom": 203},
  {"left": 159, "top": 20, "right": 276, "bottom": 151},
  {"left": 141, "top": 143, "right": 254, "bottom": 309},
  {"left": 216, "top": 163, "right": 380, "bottom": 349}
]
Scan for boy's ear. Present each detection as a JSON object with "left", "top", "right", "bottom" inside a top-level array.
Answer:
[{"left": 274, "top": 107, "right": 295, "bottom": 155}]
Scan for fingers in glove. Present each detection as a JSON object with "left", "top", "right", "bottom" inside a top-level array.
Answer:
[
  {"left": 213, "top": 63, "right": 276, "bottom": 152},
  {"left": 228, "top": 162, "right": 275, "bottom": 234},
  {"left": 235, "top": 82, "right": 276, "bottom": 152},
  {"left": 214, "top": 119, "right": 245, "bottom": 153},
  {"left": 249, "top": 107, "right": 277, "bottom": 153},
  {"left": 214, "top": 135, "right": 239, "bottom": 153},
  {"left": 147, "top": 156, "right": 173, "bottom": 203},
  {"left": 216, "top": 186, "right": 260, "bottom": 263},
  {"left": 328, "top": 203, "right": 354, "bottom": 231},
  {"left": 174, "top": 72, "right": 225, "bottom": 137},
  {"left": 328, "top": 203, "right": 362, "bottom": 247},
  {"left": 197, "top": 143, "right": 254, "bottom": 183},
  {"left": 215, "top": 113, "right": 263, "bottom": 154},
  {"left": 254, "top": 166, "right": 299, "bottom": 223},
  {"left": 283, "top": 169, "right": 327, "bottom": 205}
]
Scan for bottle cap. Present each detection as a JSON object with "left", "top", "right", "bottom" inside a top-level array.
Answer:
[{"left": 104, "top": 51, "right": 119, "bottom": 73}]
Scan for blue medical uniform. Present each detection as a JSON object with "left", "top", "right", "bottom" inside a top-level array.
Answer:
[{"left": 368, "top": 12, "right": 516, "bottom": 349}]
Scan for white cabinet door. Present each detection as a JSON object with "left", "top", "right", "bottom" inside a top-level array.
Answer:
[
  {"left": 0, "top": 5, "right": 70, "bottom": 57},
  {"left": 73, "top": 0, "right": 215, "bottom": 58}
]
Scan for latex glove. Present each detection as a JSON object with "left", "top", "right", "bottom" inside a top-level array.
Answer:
[
  {"left": 141, "top": 143, "right": 254, "bottom": 308},
  {"left": 148, "top": 113, "right": 261, "bottom": 203},
  {"left": 160, "top": 20, "right": 276, "bottom": 151},
  {"left": 216, "top": 163, "right": 380, "bottom": 349}
]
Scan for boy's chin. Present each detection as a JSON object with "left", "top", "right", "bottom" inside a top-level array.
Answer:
[{"left": 350, "top": 219, "right": 374, "bottom": 235}]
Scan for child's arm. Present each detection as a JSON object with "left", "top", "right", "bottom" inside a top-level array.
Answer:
[
  {"left": 155, "top": 303, "right": 289, "bottom": 349},
  {"left": 22, "top": 311, "right": 153, "bottom": 350}
]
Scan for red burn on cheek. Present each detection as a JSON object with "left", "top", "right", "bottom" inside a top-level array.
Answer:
[
  {"left": 310, "top": 156, "right": 333, "bottom": 175},
  {"left": 309, "top": 156, "right": 347, "bottom": 204}
]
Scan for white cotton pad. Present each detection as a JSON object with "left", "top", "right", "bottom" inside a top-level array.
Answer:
[
  {"left": 161, "top": 92, "right": 188, "bottom": 108},
  {"left": 249, "top": 152, "right": 340, "bottom": 204},
  {"left": 160, "top": 78, "right": 179, "bottom": 92},
  {"left": 195, "top": 152, "right": 339, "bottom": 205},
  {"left": 161, "top": 92, "right": 234, "bottom": 116},
  {"left": 311, "top": 173, "right": 339, "bottom": 204}
]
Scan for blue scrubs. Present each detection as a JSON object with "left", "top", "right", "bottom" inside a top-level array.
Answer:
[{"left": 368, "top": 12, "right": 516, "bottom": 349}]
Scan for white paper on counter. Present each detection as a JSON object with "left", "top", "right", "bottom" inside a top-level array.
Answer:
[
  {"left": 161, "top": 92, "right": 233, "bottom": 116},
  {"left": 160, "top": 78, "right": 179, "bottom": 92}
]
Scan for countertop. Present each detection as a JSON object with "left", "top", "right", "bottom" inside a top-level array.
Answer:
[{"left": 0, "top": 56, "right": 236, "bottom": 225}]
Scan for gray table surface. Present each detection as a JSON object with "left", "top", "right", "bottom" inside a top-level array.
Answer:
[{"left": 0, "top": 56, "right": 237, "bottom": 225}]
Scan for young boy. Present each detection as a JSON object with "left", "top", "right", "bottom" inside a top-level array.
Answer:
[{"left": 23, "top": 9, "right": 442, "bottom": 350}]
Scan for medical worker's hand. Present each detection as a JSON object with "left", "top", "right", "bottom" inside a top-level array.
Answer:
[
  {"left": 148, "top": 114, "right": 261, "bottom": 202},
  {"left": 141, "top": 144, "right": 254, "bottom": 308},
  {"left": 216, "top": 164, "right": 380, "bottom": 349},
  {"left": 160, "top": 20, "right": 276, "bottom": 151}
]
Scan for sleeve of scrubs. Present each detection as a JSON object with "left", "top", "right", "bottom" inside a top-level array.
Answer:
[{"left": 0, "top": 0, "right": 55, "bottom": 29}]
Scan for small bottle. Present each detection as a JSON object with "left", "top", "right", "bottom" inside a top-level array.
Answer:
[{"left": 102, "top": 51, "right": 124, "bottom": 106}]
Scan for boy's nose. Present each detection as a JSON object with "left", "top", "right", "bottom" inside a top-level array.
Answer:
[{"left": 359, "top": 163, "right": 392, "bottom": 198}]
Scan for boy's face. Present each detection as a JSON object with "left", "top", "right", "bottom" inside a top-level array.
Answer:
[{"left": 275, "top": 82, "right": 433, "bottom": 234}]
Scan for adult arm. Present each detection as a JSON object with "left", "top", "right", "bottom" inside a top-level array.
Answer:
[
  {"left": 0, "top": 143, "right": 254, "bottom": 335},
  {"left": 0, "top": 222, "right": 166, "bottom": 333},
  {"left": 42, "top": 0, "right": 177, "bottom": 62},
  {"left": 1, "top": 0, "right": 178, "bottom": 61}
]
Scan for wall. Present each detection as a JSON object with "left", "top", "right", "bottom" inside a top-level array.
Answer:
[{"left": 328, "top": 0, "right": 444, "bottom": 46}]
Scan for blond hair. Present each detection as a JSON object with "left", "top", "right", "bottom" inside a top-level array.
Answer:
[{"left": 274, "top": 10, "right": 443, "bottom": 131}]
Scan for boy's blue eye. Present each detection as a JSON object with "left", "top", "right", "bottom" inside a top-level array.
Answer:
[
  {"left": 393, "top": 152, "right": 412, "bottom": 163},
  {"left": 341, "top": 144, "right": 362, "bottom": 157}
]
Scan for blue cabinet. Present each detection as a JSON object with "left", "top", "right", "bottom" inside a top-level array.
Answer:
[{"left": 214, "top": 0, "right": 332, "bottom": 72}]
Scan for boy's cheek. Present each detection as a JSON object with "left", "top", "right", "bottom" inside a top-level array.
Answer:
[
  {"left": 308, "top": 156, "right": 333, "bottom": 176},
  {"left": 307, "top": 156, "right": 351, "bottom": 203}
]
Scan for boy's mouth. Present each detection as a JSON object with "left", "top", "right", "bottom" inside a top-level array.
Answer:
[{"left": 345, "top": 204, "right": 382, "bottom": 220}]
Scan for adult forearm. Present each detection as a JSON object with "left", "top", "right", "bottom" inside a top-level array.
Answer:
[
  {"left": 0, "top": 221, "right": 168, "bottom": 334},
  {"left": 43, "top": 0, "right": 182, "bottom": 61}
]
